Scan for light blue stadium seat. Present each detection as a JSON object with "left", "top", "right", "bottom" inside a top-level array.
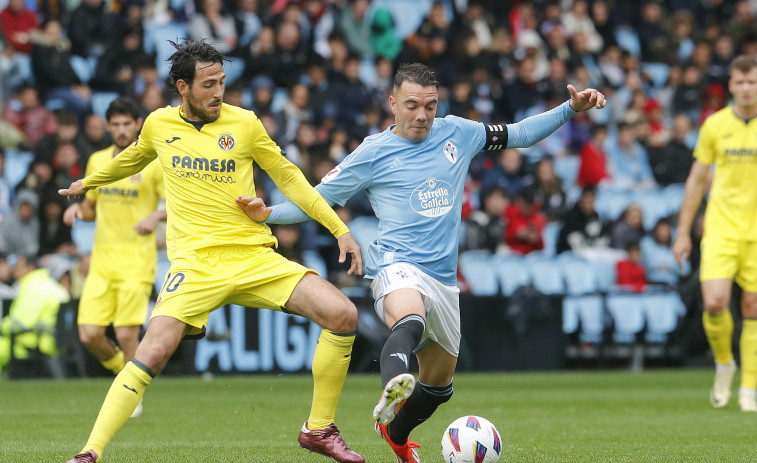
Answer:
[
  {"left": 71, "top": 220, "right": 96, "bottom": 256},
  {"left": 224, "top": 57, "right": 246, "bottom": 86},
  {"left": 615, "top": 27, "right": 641, "bottom": 57},
  {"left": 302, "top": 249, "right": 327, "bottom": 280},
  {"left": 541, "top": 222, "right": 560, "bottom": 258},
  {"left": 641, "top": 62, "right": 670, "bottom": 88},
  {"left": 70, "top": 55, "right": 97, "bottom": 83},
  {"left": 562, "top": 296, "right": 579, "bottom": 335},
  {"left": 560, "top": 256, "right": 597, "bottom": 296},
  {"left": 553, "top": 155, "right": 580, "bottom": 190},
  {"left": 459, "top": 250, "right": 498, "bottom": 296},
  {"left": 663, "top": 183, "right": 685, "bottom": 217},
  {"left": 527, "top": 257, "right": 564, "bottom": 295},
  {"left": 642, "top": 291, "right": 686, "bottom": 343},
  {"left": 564, "top": 295, "right": 604, "bottom": 343},
  {"left": 494, "top": 254, "right": 530, "bottom": 297},
  {"left": 606, "top": 293, "right": 645, "bottom": 343},
  {"left": 635, "top": 190, "right": 669, "bottom": 231},
  {"left": 3, "top": 149, "right": 33, "bottom": 189},
  {"left": 91, "top": 92, "right": 120, "bottom": 120},
  {"left": 153, "top": 22, "right": 190, "bottom": 77}
]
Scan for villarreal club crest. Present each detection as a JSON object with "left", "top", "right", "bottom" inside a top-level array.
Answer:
[{"left": 218, "top": 133, "right": 235, "bottom": 151}]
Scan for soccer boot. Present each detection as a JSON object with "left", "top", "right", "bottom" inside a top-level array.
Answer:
[
  {"left": 373, "top": 373, "right": 415, "bottom": 425},
  {"left": 298, "top": 422, "right": 365, "bottom": 463},
  {"left": 710, "top": 361, "right": 736, "bottom": 408},
  {"left": 65, "top": 450, "right": 98, "bottom": 463},
  {"left": 375, "top": 422, "right": 421, "bottom": 463},
  {"left": 739, "top": 396, "right": 757, "bottom": 412},
  {"left": 130, "top": 400, "right": 143, "bottom": 418}
]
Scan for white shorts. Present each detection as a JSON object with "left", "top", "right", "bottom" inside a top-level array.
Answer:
[{"left": 370, "top": 262, "right": 461, "bottom": 357}]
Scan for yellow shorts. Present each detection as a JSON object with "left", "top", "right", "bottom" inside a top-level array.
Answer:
[
  {"left": 78, "top": 272, "right": 152, "bottom": 326},
  {"left": 153, "top": 244, "right": 313, "bottom": 338},
  {"left": 700, "top": 235, "right": 757, "bottom": 292}
]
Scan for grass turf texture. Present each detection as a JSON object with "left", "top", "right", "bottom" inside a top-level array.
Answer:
[{"left": 2, "top": 370, "right": 757, "bottom": 462}]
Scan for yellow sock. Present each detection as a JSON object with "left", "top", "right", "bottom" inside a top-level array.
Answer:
[
  {"left": 101, "top": 349, "right": 125, "bottom": 375},
  {"left": 740, "top": 319, "right": 757, "bottom": 390},
  {"left": 81, "top": 360, "right": 154, "bottom": 457},
  {"left": 307, "top": 329, "right": 355, "bottom": 430},
  {"left": 703, "top": 309, "right": 734, "bottom": 366}
]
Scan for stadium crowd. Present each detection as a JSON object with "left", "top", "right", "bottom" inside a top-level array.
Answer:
[{"left": 0, "top": 0, "right": 753, "bottom": 367}]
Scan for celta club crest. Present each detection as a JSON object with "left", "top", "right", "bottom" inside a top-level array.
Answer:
[
  {"left": 218, "top": 133, "right": 235, "bottom": 151},
  {"left": 443, "top": 140, "right": 458, "bottom": 164},
  {"left": 130, "top": 173, "right": 142, "bottom": 183}
]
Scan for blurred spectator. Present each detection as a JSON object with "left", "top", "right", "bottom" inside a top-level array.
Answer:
[
  {"left": 556, "top": 186, "right": 610, "bottom": 255},
  {"left": 139, "top": 84, "right": 167, "bottom": 119},
  {"left": 299, "top": 0, "right": 336, "bottom": 58},
  {"left": 673, "top": 65, "right": 703, "bottom": 123},
  {"left": 505, "top": 188, "right": 547, "bottom": 255},
  {"left": 284, "top": 121, "right": 317, "bottom": 168},
  {"left": 453, "top": 1, "right": 493, "bottom": 50},
  {"left": 77, "top": 114, "right": 110, "bottom": 168},
  {"left": 464, "top": 186, "right": 508, "bottom": 253},
  {"left": 332, "top": 54, "right": 372, "bottom": 127},
  {"left": 304, "top": 58, "right": 337, "bottom": 126},
  {"left": 38, "top": 192, "right": 72, "bottom": 256},
  {"left": 234, "top": 0, "right": 262, "bottom": 53},
  {"left": 0, "top": 254, "right": 14, "bottom": 298},
  {"left": 649, "top": 114, "right": 694, "bottom": 186},
  {"left": 610, "top": 204, "right": 645, "bottom": 250},
  {"left": 637, "top": 1, "right": 671, "bottom": 62},
  {"left": 0, "top": 189, "right": 40, "bottom": 257},
  {"left": 448, "top": 78, "right": 475, "bottom": 118},
  {"left": 337, "top": 0, "right": 372, "bottom": 59},
  {"left": 710, "top": 34, "right": 736, "bottom": 86},
  {"left": 245, "top": 25, "right": 277, "bottom": 82},
  {"left": 480, "top": 148, "right": 533, "bottom": 201},
  {"left": 590, "top": 0, "right": 616, "bottom": 49},
  {"left": 426, "top": 31, "right": 457, "bottom": 88},
  {"left": 35, "top": 112, "right": 81, "bottom": 166},
  {"left": 67, "top": 0, "right": 115, "bottom": 57},
  {"left": 51, "top": 142, "right": 82, "bottom": 193},
  {"left": 370, "top": 7, "right": 402, "bottom": 61},
  {"left": 642, "top": 217, "right": 688, "bottom": 287},
  {"left": 0, "top": 0, "right": 38, "bottom": 54},
  {"left": 640, "top": 98, "right": 671, "bottom": 148},
  {"left": 1, "top": 84, "right": 58, "bottom": 149},
  {"left": 271, "top": 21, "right": 309, "bottom": 90},
  {"left": 91, "top": 25, "right": 150, "bottom": 94},
  {"left": 606, "top": 122, "right": 656, "bottom": 190},
  {"left": 576, "top": 124, "right": 609, "bottom": 188},
  {"left": 501, "top": 56, "right": 543, "bottom": 122},
  {"left": 188, "top": 0, "right": 237, "bottom": 55},
  {"left": 0, "top": 149, "right": 12, "bottom": 219},
  {"left": 271, "top": 223, "right": 303, "bottom": 264},
  {"left": 531, "top": 157, "right": 569, "bottom": 222},
  {"left": 282, "top": 83, "right": 313, "bottom": 146},
  {"left": 698, "top": 82, "right": 728, "bottom": 126},
  {"left": 0, "top": 254, "right": 69, "bottom": 374},
  {"left": 249, "top": 74, "right": 276, "bottom": 114},
  {"left": 615, "top": 241, "right": 647, "bottom": 293},
  {"left": 133, "top": 59, "right": 166, "bottom": 100},
  {"left": 30, "top": 19, "right": 91, "bottom": 119},
  {"left": 562, "top": 0, "right": 603, "bottom": 54}
]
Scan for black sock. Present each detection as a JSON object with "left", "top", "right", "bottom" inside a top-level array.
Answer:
[
  {"left": 380, "top": 314, "right": 425, "bottom": 387},
  {"left": 388, "top": 380, "right": 453, "bottom": 444}
]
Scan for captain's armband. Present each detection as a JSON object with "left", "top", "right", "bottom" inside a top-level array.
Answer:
[{"left": 483, "top": 124, "right": 509, "bottom": 150}]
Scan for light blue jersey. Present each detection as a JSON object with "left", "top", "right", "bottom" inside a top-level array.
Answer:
[{"left": 268, "top": 101, "right": 578, "bottom": 285}]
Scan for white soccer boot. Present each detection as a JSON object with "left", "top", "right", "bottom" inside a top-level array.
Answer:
[{"left": 710, "top": 361, "right": 737, "bottom": 408}]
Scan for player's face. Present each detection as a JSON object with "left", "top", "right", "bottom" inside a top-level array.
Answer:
[
  {"left": 106, "top": 114, "right": 140, "bottom": 150},
  {"left": 729, "top": 67, "right": 757, "bottom": 111},
  {"left": 390, "top": 81, "right": 438, "bottom": 143},
  {"left": 182, "top": 62, "right": 225, "bottom": 123}
]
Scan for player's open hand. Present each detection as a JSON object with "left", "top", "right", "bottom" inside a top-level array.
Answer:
[
  {"left": 337, "top": 232, "right": 363, "bottom": 276},
  {"left": 59, "top": 179, "right": 87, "bottom": 200},
  {"left": 63, "top": 203, "right": 82, "bottom": 226},
  {"left": 236, "top": 196, "right": 272, "bottom": 222},
  {"left": 672, "top": 233, "right": 691, "bottom": 269},
  {"left": 567, "top": 84, "right": 606, "bottom": 111}
]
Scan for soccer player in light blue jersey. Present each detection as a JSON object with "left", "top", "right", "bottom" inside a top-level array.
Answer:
[{"left": 237, "top": 63, "right": 605, "bottom": 463}]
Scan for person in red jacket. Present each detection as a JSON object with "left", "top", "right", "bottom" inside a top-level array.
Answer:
[
  {"left": 505, "top": 187, "right": 547, "bottom": 254},
  {"left": 616, "top": 241, "right": 647, "bottom": 293},
  {"left": 577, "top": 123, "right": 609, "bottom": 187},
  {"left": 0, "top": 0, "right": 39, "bottom": 54}
]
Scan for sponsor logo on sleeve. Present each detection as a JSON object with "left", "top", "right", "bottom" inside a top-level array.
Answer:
[{"left": 321, "top": 165, "right": 342, "bottom": 184}]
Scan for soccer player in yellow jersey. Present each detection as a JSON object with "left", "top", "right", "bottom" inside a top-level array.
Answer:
[
  {"left": 60, "top": 40, "right": 365, "bottom": 463},
  {"left": 674, "top": 55, "right": 757, "bottom": 412},
  {"left": 63, "top": 97, "right": 165, "bottom": 420}
]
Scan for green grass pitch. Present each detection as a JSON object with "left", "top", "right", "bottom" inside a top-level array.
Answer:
[{"left": 2, "top": 369, "right": 757, "bottom": 462}]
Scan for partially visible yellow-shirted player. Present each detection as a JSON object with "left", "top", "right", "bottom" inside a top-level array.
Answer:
[
  {"left": 63, "top": 98, "right": 166, "bottom": 418},
  {"left": 674, "top": 55, "right": 757, "bottom": 412},
  {"left": 62, "top": 40, "right": 365, "bottom": 463}
]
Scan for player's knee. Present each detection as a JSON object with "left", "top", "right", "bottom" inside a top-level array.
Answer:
[
  {"left": 78, "top": 330, "right": 101, "bottom": 348},
  {"left": 703, "top": 296, "right": 729, "bottom": 315},
  {"left": 331, "top": 298, "right": 358, "bottom": 332}
]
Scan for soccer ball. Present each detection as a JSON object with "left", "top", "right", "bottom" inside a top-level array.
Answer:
[{"left": 440, "top": 415, "right": 502, "bottom": 463}]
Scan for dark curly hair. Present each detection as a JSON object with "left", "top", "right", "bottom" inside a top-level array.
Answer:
[{"left": 166, "top": 39, "right": 229, "bottom": 93}]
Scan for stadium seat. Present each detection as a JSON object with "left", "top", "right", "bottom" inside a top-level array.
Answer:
[
  {"left": 663, "top": 183, "right": 685, "bottom": 216},
  {"left": 459, "top": 250, "right": 498, "bottom": 296},
  {"left": 493, "top": 254, "right": 530, "bottom": 297},
  {"left": 224, "top": 57, "right": 245, "bottom": 86},
  {"left": 71, "top": 220, "right": 96, "bottom": 255},
  {"left": 153, "top": 22, "right": 190, "bottom": 77},
  {"left": 302, "top": 250, "right": 327, "bottom": 280},
  {"left": 553, "top": 155, "right": 580, "bottom": 190},
  {"left": 642, "top": 291, "right": 686, "bottom": 343},
  {"left": 606, "top": 293, "right": 645, "bottom": 343},
  {"left": 634, "top": 190, "right": 670, "bottom": 231},
  {"left": 541, "top": 222, "right": 560, "bottom": 258},
  {"left": 559, "top": 256, "right": 597, "bottom": 296},
  {"left": 3, "top": 149, "right": 33, "bottom": 190},
  {"left": 593, "top": 257, "right": 618, "bottom": 293},
  {"left": 527, "top": 257, "right": 565, "bottom": 295},
  {"left": 615, "top": 27, "right": 641, "bottom": 57},
  {"left": 641, "top": 62, "right": 670, "bottom": 88},
  {"left": 91, "top": 92, "right": 120, "bottom": 120},
  {"left": 70, "top": 55, "right": 97, "bottom": 83},
  {"left": 562, "top": 296, "right": 579, "bottom": 335},
  {"left": 563, "top": 295, "right": 604, "bottom": 343}
]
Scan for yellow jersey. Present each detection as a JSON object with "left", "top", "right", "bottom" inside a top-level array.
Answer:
[
  {"left": 695, "top": 106, "right": 757, "bottom": 241},
  {"left": 82, "top": 104, "right": 348, "bottom": 262},
  {"left": 85, "top": 146, "right": 165, "bottom": 283}
]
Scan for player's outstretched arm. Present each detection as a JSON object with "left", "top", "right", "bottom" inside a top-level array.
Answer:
[{"left": 337, "top": 232, "right": 362, "bottom": 276}]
